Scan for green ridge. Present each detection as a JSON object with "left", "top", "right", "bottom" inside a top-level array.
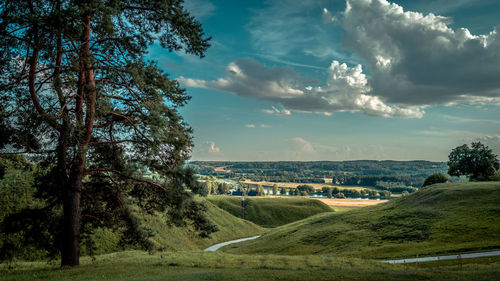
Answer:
[
  {"left": 223, "top": 182, "right": 500, "bottom": 258},
  {"left": 207, "top": 196, "right": 333, "bottom": 227},
  {"left": 91, "top": 199, "right": 264, "bottom": 254}
]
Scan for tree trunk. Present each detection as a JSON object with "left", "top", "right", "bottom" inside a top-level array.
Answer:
[
  {"left": 60, "top": 11, "right": 95, "bottom": 267},
  {"left": 61, "top": 180, "right": 82, "bottom": 266}
]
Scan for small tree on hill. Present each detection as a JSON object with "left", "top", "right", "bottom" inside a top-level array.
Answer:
[
  {"left": 447, "top": 142, "right": 499, "bottom": 181},
  {"left": 422, "top": 173, "right": 450, "bottom": 187}
]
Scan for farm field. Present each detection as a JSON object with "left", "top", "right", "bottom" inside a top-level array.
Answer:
[{"left": 241, "top": 180, "right": 378, "bottom": 191}]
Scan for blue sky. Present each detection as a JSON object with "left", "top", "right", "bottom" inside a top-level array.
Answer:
[{"left": 148, "top": 0, "right": 500, "bottom": 161}]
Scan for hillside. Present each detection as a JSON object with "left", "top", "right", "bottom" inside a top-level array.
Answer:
[
  {"left": 91, "top": 199, "right": 264, "bottom": 254},
  {"left": 222, "top": 182, "right": 500, "bottom": 258},
  {"left": 207, "top": 197, "right": 333, "bottom": 227}
]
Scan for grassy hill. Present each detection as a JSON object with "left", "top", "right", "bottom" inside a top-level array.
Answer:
[
  {"left": 207, "top": 196, "right": 332, "bottom": 227},
  {"left": 222, "top": 182, "right": 500, "bottom": 258},
  {"left": 91, "top": 199, "right": 264, "bottom": 254}
]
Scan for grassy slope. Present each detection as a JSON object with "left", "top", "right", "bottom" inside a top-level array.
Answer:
[
  {"left": 92, "top": 200, "right": 264, "bottom": 254},
  {"left": 2, "top": 250, "right": 499, "bottom": 281},
  {"left": 223, "top": 182, "right": 500, "bottom": 258},
  {"left": 207, "top": 196, "right": 332, "bottom": 227}
]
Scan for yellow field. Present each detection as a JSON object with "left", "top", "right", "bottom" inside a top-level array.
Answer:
[{"left": 313, "top": 198, "right": 388, "bottom": 208}]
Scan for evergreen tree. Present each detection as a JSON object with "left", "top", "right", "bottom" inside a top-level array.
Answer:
[
  {"left": 280, "top": 187, "right": 287, "bottom": 196},
  {"left": 0, "top": 0, "right": 214, "bottom": 266},
  {"left": 272, "top": 184, "right": 278, "bottom": 196},
  {"left": 256, "top": 184, "right": 265, "bottom": 196}
]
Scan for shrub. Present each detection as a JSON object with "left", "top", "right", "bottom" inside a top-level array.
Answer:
[{"left": 422, "top": 173, "right": 450, "bottom": 187}]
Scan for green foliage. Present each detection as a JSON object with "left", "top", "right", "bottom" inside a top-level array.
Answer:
[
  {"left": 224, "top": 182, "right": 500, "bottom": 259},
  {"left": 448, "top": 142, "right": 499, "bottom": 181},
  {"left": 422, "top": 173, "right": 450, "bottom": 187},
  {"left": 207, "top": 197, "right": 332, "bottom": 228},
  {"left": 0, "top": 0, "right": 214, "bottom": 265}
]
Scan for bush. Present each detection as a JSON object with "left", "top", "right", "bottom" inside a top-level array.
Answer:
[{"left": 422, "top": 173, "right": 450, "bottom": 187}]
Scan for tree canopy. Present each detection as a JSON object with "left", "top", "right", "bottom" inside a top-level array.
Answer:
[
  {"left": 0, "top": 0, "right": 214, "bottom": 266},
  {"left": 447, "top": 142, "right": 499, "bottom": 181}
]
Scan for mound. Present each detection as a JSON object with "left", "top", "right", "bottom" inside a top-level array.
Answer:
[
  {"left": 207, "top": 197, "right": 333, "bottom": 227},
  {"left": 222, "top": 182, "right": 500, "bottom": 259},
  {"left": 92, "top": 199, "right": 264, "bottom": 254}
]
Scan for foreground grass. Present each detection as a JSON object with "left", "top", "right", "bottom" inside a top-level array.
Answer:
[
  {"left": 224, "top": 182, "right": 500, "bottom": 259},
  {"left": 1, "top": 250, "right": 499, "bottom": 281},
  {"left": 207, "top": 196, "right": 332, "bottom": 227}
]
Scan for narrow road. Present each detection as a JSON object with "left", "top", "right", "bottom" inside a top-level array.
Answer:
[
  {"left": 204, "top": 235, "right": 261, "bottom": 252},
  {"left": 382, "top": 250, "right": 500, "bottom": 264}
]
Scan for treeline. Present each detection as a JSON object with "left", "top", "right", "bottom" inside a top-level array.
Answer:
[{"left": 190, "top": 160, "right": 447, "bottom": 188}]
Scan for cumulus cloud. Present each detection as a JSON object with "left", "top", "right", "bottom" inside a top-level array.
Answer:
[
  {"left": 341, "top": 0, "right": 500, "bottom": 105},
  {"left": 179, "top": 58, "right": 424, "bottom": 118},
  {"left": 244, "top": 124, "right": 256, "bottom": 128},
  {"left": 206, "top": 141, "right": 221, "bottom": 154},
  {"left": 260, "top": 124, "right": 271, "bottom": 128}
]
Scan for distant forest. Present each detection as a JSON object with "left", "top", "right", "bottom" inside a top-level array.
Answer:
[{"left": 190, "top": 161, "right": 448, "bottom": 189}]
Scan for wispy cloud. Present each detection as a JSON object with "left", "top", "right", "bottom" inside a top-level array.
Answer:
[
  {"left": 183, "top": 0, "right": 216, "bottom": 20},
  {"left": 262, "top": 106, "right": 292, "bottom": 116},
  {"left": 442, "top": 115, "right": 500, "bottom": 125},
  {"left": 245, "top": 124, "right": 256, "bottom": 128}
]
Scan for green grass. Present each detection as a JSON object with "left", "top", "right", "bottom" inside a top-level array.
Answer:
[
  {"left": 223, "top": 182, "right": 500, "bottom": 259},
  {"left": 1, "top": 250, "right": 499, "bottom": 281},
  {"left": 90, "top": 199, "right": 264, "bottom": 254},
  {"left": 207, "top": 196, "right": 332, "bottom": 227}
]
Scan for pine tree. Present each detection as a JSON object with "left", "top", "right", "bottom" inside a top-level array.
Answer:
[{"left": 0, "top": 0, "right": 214, "bottom": 266}]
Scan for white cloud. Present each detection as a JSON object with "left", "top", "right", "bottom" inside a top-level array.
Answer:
[
  {"left": 179, "top": 58, "right": 424, "bottom": 118},
  {"left": 207, "top": 141, "right": 221, "bottom": 154},
  {"left": 322, "top": 8, "right": 338, "bottom": 24},
  {"left": 341, "top": 0, "right": 500, "bottom": 106},
  {"left": 291, "top": 137, "right": 315, "bottom": 154},
  {"left": 245, "top": 124, "right": 256, "bottom": 128},
  {"left": 260, "top": 124, "right": 271, "bottom": 128},
  {"left": 262, "top": 106, "right": 292, "bottom": 116}
]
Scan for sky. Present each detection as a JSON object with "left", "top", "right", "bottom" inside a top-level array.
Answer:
[{"left": 148, "top": 0, "right": 500, "bottom": 161}]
